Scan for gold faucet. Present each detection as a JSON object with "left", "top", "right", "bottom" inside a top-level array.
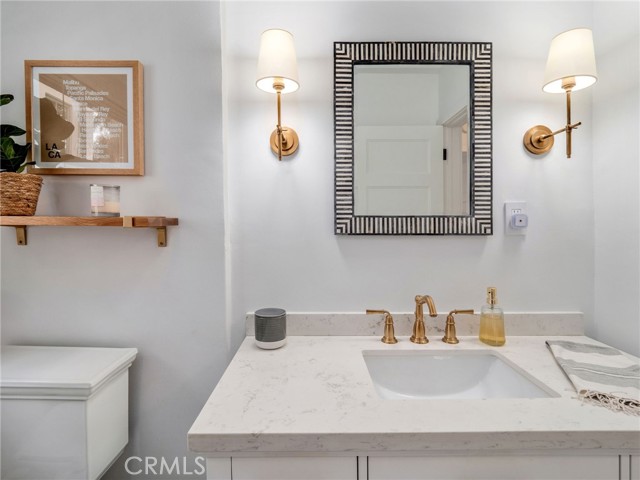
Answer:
[
  {"left": 366, "top": 309, "right": 398, "bottom": 344},
  {"left": 442, "top": 309, "right": 474, "bottom": 344},
  {"left": 410, "top": 295, "right": 437, "bottom": 344}
]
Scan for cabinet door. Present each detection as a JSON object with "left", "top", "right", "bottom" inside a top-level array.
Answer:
[
  {"left": 231, "top": 457, "right": 357, "bottom": 480},
  {"left": 368, "top": 455, "right": 619, "bottom": 480},
  {"left": 631, "top": 455, "right": 639, "bottom": 480},
  {"left": 206, "top": 458, "right": 231, "bottom": 480}
]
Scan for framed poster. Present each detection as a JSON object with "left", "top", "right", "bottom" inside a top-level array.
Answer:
[{"left": 25, "top": 60, "right": 144, "bottom": 175}]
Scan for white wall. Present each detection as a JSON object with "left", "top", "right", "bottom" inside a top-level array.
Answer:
[
  {"left": 355, "top": 66, "right": 439, "bottom": 125},
  {"left": 223, "top": 1, "right": 600, "bottom": 352},
  {"left": 1, "top": 2, "right": 226, "bottom": 479},
  {"left": 438, "top": 66, "right": 469, "bottom": 124},
  {"left": 592, "top": 1, "right": 640, "bottom": 355}
]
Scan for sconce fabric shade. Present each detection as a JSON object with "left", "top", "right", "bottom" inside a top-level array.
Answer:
[
  {"left": 256, "top": 29, "right": 299, "bottom": 94},
  {"left": 543, "top": 28, "right": 598, "bottom": 93}
]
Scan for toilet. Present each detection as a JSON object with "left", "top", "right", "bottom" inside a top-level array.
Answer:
[{"left": 1, "top": 345, "right": 137, "bottom": 480}]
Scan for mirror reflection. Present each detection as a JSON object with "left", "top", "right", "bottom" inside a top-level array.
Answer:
[{"left": 353, "top": 64, "right": 470, "bottom": 216}]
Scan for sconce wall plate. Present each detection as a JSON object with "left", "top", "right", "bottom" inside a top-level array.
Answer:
[
  {"left": 269, "top": 127, "right": 299, "bottom": 156},
  {"left": 523, "top": 125, "right": 554, "bottom": 155}
]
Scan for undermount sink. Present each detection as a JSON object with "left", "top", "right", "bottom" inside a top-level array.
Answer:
[{"left": 363, "top": 350, "right": 558, "bottom": 400}]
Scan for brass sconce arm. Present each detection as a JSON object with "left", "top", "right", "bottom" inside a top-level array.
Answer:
[
  {"left": 523, "top": 85, "right": 582, "bottom": 159},
  {"left": 275, "top": 84, "right": 284, "bottom": 161},
  {"left": 270, "top": 81, "right": 299, "bottom": 161},
  {"left": 539, "top": 122, "right": 582, "bottom": 141}
]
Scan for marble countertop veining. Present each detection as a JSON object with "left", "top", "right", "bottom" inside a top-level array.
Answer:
[
  {"left": 244, "top": 312, "right": 584, "bottom": 337},
  {"left": 188, "top": 335, "right": 640, "bottom": 457}
]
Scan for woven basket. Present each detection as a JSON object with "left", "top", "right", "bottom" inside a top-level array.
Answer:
[{"left": 0, "top": 172, "right": 43, "bottom": 216}]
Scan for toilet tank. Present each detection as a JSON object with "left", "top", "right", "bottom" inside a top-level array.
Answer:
[{"left": 1, "top": 345, "right": 138, "bottom": 480}]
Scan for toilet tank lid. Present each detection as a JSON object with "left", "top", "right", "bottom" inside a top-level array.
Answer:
[{"left": 0, "top": 346, "right": 138, "bottom": 399}]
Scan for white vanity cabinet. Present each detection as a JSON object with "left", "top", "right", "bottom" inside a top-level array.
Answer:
[
  {"left": 367, "top": 455, "right": 620, "bottom": 480},
  {"left": 628, "top": 455, "right": 640, "bottom": 480},
  {"left": 205, "top": 457, "right": 359, "bottom": 480},
  {"left": 204, "top": 454, "right": 629, "bottom": 480}
]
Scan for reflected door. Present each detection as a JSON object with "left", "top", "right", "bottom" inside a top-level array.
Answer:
[{"left": 354, "top": 126, "right": 444, "bottom": 215}]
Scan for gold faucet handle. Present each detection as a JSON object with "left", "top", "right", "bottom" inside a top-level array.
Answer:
[
  {"left": 366, "top": 309, "right": 398, "bottom": 344},
  {"left": 442, "top": 309, "right": 474, "bottom": 344},
  {"left": 451, "top": 309, "right": 474, "bottom": 315}
]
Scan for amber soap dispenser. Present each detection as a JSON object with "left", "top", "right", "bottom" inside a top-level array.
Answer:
[{"left": 479, "top": 287, "right": 505, "bottom": 346}]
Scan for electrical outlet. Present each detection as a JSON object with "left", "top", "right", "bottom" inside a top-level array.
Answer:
[{"left": 505, "top": 201, "right": 528, "bottom": 236}]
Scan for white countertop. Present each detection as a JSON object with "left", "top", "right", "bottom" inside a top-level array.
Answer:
[{"left": 188, "top": 334, "right": 640, "bottom": 457}]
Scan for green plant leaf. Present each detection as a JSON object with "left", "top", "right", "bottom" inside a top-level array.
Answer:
[
  {"left": 0, "top": 93, "right": 32, "bottom": 172},
  {"left": 12, "top": 141, "right": 31, "bottom": 158},
  {"left": 0, "top": 157, "right": 22, "bottom": 173},
  {"left": 1, "top": 154, "right": 24, "bottom": 173},
  {"left": 0, "top": 94, "right": 14, "bottom": 106},
  {"left": 1, "top": 136, "right": 16, "bottom": 159},
  {"left": 0, "top": 138, "right": 32, "bottom": 173},
  {"left": 16, "top": 161, "right": 35, "bottom": 174},
  {"left": 1, "top": 124, "right": 26, "bottom": 138}
]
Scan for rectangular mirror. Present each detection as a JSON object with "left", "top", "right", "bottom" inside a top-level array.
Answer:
[{"left": 334, "top": 42, "right": 492, "bottom": 235}]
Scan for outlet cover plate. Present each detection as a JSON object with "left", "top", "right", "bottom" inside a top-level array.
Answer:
[{"left": 505, "top": 201, "right": 527, "bottom": 236}]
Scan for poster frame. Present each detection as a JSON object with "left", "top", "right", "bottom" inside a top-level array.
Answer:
[{"left": 25, "top": 60, "right": 144, "bottom": 176}]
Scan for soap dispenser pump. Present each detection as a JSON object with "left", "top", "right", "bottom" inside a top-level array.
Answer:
[{"left": 479, "top": 287, "right": 505, "bottom": 346}]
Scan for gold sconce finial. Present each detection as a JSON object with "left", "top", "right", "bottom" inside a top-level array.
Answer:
[
  {"left": 523, "top": 28, "right": 597, "bottom": 159},
  {"left": 256, "top": 29, "right": 300, "bottom": 161}
]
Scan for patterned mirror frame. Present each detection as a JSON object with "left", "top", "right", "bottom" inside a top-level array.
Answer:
[{"left": 334, "top": 42, "right": 493, "bottom": 235}]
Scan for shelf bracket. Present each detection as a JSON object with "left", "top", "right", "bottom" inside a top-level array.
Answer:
[
  {"left": 15, "top": 226, "right": 27, "bottom": 246},
  {"left": 122, "top": 216, "right": 168, "bottom": 247},
  {"left": 157, "top": 227, "right": 167, "bottom": 247}
]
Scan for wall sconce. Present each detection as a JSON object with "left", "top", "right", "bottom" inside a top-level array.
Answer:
[
  {"left": 523, "top": 28, "right": 598, "bottom": 158},
  {"left": 256, "top": 29, "right": 299, "bottom": 161}
]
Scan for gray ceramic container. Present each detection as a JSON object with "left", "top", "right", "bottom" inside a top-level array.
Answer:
[{"left": 254, "top": 308, "right": 286, "bottom": 349}]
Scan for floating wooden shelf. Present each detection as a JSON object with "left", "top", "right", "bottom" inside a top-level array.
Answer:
[{"left": 0, "top": 216, "right": 179, "bottom": 247}]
